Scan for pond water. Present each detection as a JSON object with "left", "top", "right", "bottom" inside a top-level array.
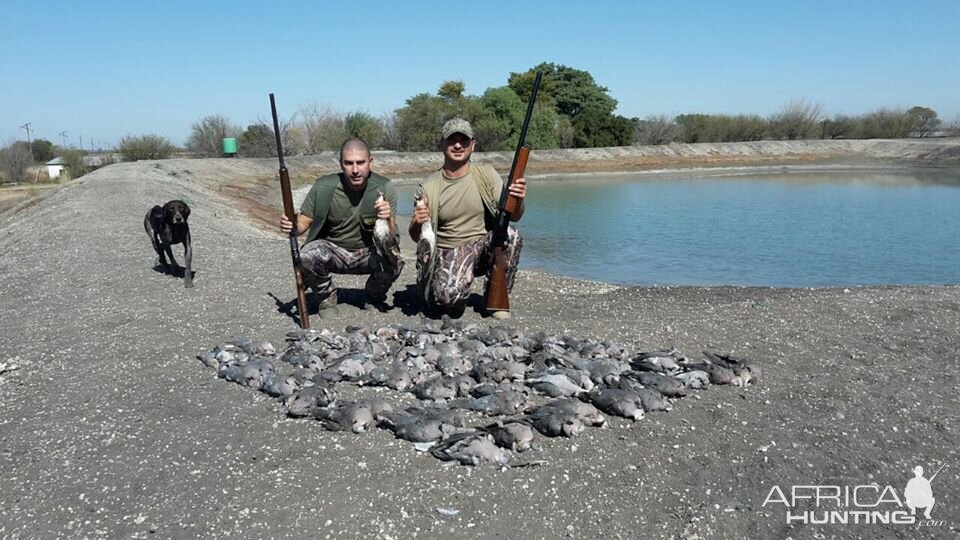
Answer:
[{"left": 394, "top": 169, "right": 960, "bottom": 286}]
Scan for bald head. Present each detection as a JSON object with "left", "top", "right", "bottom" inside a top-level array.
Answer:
[
  {"left": 339, "top": 137, "right": 373, "bottom": 191},
  {"left": 340, "top": 137, "right": 370, "bottom": 160}
]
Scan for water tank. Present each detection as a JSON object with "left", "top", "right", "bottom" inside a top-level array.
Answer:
[{"left": 223, "top": 138, "right": 238, "bottom": 156}]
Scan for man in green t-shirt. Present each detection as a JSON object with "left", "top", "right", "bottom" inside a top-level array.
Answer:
[
  {"left": 408, "top": 118, "right": 527, "bottom": 318},
  {"left": 280, "top": 137, "right": 402, "bottom": 315}
]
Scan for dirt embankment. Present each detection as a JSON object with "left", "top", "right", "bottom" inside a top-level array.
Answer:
[{"left": 101, "top": 138, "right": 960, "bottom": 233}]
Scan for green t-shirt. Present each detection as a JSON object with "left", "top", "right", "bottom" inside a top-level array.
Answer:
[{"left": 300, "top": 173, "right": 397, "bottom": 250}]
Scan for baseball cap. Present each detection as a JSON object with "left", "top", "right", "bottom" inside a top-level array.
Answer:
[{"left": 442, "top": 117, "right": 474, "bottom": 140}]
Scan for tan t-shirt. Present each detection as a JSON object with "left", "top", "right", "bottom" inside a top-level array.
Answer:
[{"left": 436, "top": 169, "right": 488, "bottom": 249}]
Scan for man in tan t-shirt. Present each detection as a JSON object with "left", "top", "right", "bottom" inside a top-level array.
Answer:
[{"left": 408, "top": 118, "right": 526, "bottom": 318}]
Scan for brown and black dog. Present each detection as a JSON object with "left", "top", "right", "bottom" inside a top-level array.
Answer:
[{"left": 144, "top": 200, "right": 193, "bottom": 288}]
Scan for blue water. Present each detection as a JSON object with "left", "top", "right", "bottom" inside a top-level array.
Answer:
[{"left": 395, "top": 170, "right": 960, "bottom": 286}]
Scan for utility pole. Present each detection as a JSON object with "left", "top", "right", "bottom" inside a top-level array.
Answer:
[
  {"left": 20, "top": 122, "right": 32, "bottom": 145},
  {"left": 59, "top": 131, "right": 68, "bottom": 148},
  {"left": 79, "top": 135, "right": 83, "bottom": 151}
]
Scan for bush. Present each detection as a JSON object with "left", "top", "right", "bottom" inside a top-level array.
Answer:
[
  {"left": 299, "top": 103, "right": 346, "bottom": 153},
  {"left": 0, "top": 141, "right": 33, "bottom": 183},
  {"left": 767, "top": 100, "right": 823, "bottom": 140},
  {"left": 186, "top": 115, "right": 240, "bottom": 157},
  {"left": 238, "top": 123, "right": 277, "bottom": 158},
  {"left": 60, "top": 149, "right": 88, "bottom": 179},
  {"left": 118, "top": 134, "right": 175, "bottom": 161},
  {"left": 634, "top": 114, "right": 682, "bottom": 145}
]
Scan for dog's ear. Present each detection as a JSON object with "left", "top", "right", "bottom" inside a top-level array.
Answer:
[{"left": 182, "top": 204, "right": 190, "bottom": 219}]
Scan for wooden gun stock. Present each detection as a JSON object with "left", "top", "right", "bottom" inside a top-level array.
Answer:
[
  {"left": 271, "top": 93, "right": 310, "bottom": 329},
  {"left": 485, "top": 146, "right": 530, "bottom": 313}
]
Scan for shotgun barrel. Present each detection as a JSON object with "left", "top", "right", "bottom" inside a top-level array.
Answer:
[{"left": 270, "top": 93, "right": 310, "bottom": 329}]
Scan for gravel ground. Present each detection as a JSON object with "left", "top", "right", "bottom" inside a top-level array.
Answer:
[{"left": 0, "top": 157, "right": 958, "bottom": 539}]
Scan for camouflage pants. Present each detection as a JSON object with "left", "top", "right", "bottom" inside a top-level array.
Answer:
[
  {"left": 418, "top": 227, "right": 522, "bottom": 310},
  {"left": 300, "top": 238, "right": 403, "bottom": 304}
]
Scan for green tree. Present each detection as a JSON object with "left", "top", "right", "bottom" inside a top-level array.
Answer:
[
  {"left": 821, "top": 114, "right": 858, "bottom": 139},
  {"left": 572, "top": 109, "right": 634, "bottom": 148},
  {"left": 906, "top": 106, "right": 941, "bottom": 137},
  {"left": 475, "top": 86, "right": 524, "bottom": 151},
  {"left": 437, "top": 80, "right": 466, "bottom": 102},
  {"left": 118, "top": 134, "right": 175, "bottom": 161},
  {"left": 343, "top": 112, "right": 384, "bottom": 148},
  {"left": 394, "top": 81, "right": 489, "bottom": 151},
  {"left": 31, "top": 139, "right": 55, "bottom": 162},
  {"left": 474, "top": 86, "right": 561, "bottom": 151},
  {"left": 675, "top": 114, "right": 710, "bottom": 143},
  {"left": 859, "top": 108, "right": 914, "bottom": 138},
  {"left": 509, "top": 63, "right": 617, "bottom": 117},
  {"left": 508, "top": 63, "right": 626, "bottom": 148},
  {"left": 186, "top": 115, "right": 240, "bottom": 156},
  {"left": 395, "top": 92, "right": 448, "bottom": 151},
  {"left": 238, "top": 123, "right": 277, "bottom": 158}
]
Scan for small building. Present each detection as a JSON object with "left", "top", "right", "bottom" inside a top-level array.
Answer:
[{"left": 45, "top": 157, "right": 65, "bottom": 179}]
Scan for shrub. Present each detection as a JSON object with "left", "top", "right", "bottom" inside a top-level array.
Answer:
[
  {"left": 118, "top": 134, "right": 175, "bottom": 161},
  {"left": 0, "top": 141, "right": 33, "bottom": 183}
]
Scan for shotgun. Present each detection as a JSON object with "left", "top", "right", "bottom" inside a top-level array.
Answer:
[
  {"left": 485, "top": 71, "right": 542, "bottom": 316},
  {"left": 270, "top": 93, "right": 310, "bottom": 329}
]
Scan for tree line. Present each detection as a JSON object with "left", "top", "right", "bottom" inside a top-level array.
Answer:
[{"left": 3, "top": 62, "right": 957, "bottom": 182}]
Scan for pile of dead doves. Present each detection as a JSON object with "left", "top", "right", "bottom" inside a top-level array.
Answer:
[{"left": 197, "top": 318, "right": 760, "bottom": 467}]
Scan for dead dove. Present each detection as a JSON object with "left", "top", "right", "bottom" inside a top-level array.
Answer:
[
  {"left": 679, "top": 360, "right": 737, "bottom": 385},
  {"left": 220, "top": 359, "right": 274, "bottom": 389},
  {"left": 702, "top": 351, "right": 762, "bottom": 386},
  {"left": 430, "top": 432, "right": 511, "bottom": 466},
  {"left": 630, "top": 350, "right": 682, "bottom": 374},
  {"left": 527, "top": 404, "right": 585, "bottom": 438},
  {"left": 260, "top": 373, "right": 302, "bottom": 399},
  {"left": 526, "top": 370, "right": 591, "bottom": 397},
  {"left": 548, "top": 398, "right": 607, "bottom": 427},
  {"left": 372, "top": 191, "right": 401, "bottom": 270},
  {"left": 437, "top": 354, "right": 473, "bottom": 377},
  {"left": 284, "top": 384, "right": 337, "bottom": 418},
  {"left": 414, "top": 195, "right": 436, "bottom": 300},
  {"left": 448, "top": 389, "right": 530, "bottom": 416},
  {"left": 675, "top": 370, "right": 711, "bottom": 389},
  {"left": 625, "top": 371, "right": 687, "bottom": 398},
  {"left": 480, "top": 420, "right": 536, "bottom": 452},
  {"left": 583, "top": 388, "right": 645, "bottom": 421},
  {"left": 378, "top": 407, "right": 469, "bottom": 443},
  {"left": 411, "top": 375, "right": 474, "bottom": 401},
  {"left": 318, "top": 400, "right": 377, "bottom": 433},
  {"left": 471, "top": 360, "right": 528, "bottom": 384}
]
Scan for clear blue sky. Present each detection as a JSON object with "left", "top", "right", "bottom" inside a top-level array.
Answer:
[{"left": 2, "top": 0, "right": 957, "bottom": 148}]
